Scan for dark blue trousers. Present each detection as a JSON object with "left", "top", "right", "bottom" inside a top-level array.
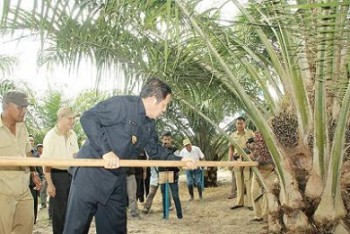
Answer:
[
  {"left": 63, "top": 171, "right": 127, "bottom": 234},
  {"left": 160, "top": 182, "right": 182, "bottom": 219}
]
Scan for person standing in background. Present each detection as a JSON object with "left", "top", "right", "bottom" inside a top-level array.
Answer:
[
  {"left": 37, "top": 144, "right": 48, "bottom": 209},
  {"left": 142, "top": 166, "right": 161, "bottom": 214},
  {"left": 42, "top": 106, "right": 79, "bottom": 234},
  {"left": 126, "top": 167, "right": 141, "bottom": 218},
  {"left": 228, "top": 116, "right": 255, "bottom": 210},
  {"left": 28, "top": 135, "right": 45, "bottom": 224},
  {"left": 249, "top": 132, "right": 277, "bottom": 222},
  {"left": 135, "top": 151, "right": 150, "bottom": 203},
  {"left": 159, "top": 131, "right": 182, "bottom": 219},
  {"left": 179, "top": 139, "right": 205, "bottom": 201},
  {"left": 144, "top": 167, "right": 150, "bottom": 201},
  {"left": 0, "top": 90, "right": 41, "bottom": 234}
]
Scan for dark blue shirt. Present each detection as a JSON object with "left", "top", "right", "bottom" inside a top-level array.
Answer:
[
  {"left": 72, "top": 95, "right": 180, "bottom": 204},
  {"left": 158, "top": 146, "right": 180, "bottom": 182}
]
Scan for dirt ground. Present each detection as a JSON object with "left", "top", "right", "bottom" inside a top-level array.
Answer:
[{"left": 33, "top": 169, "right": 267, "bottom": 234}]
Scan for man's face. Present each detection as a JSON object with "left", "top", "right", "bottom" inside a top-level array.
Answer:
[
  {"left": 37, "top": 146, "right": 43, "bottom": 155},
  {"left": 235, "top": 119, "right": 246, "bottom": 131},
  {"left": 162, "top": 136, "right": 172, "bottom": 148},
  {"left": 146, "top": 94, "right": 172, "bottom": 119},
  {"left": 29, "top": 136, "right": 35, "bottom": 148},
  {"left": 7, "top": 102, "right": 28, "bottom": 122},
  {"left": 58, "top": 115, "right": 76, "bottom": 132},
  {"left": 185, "top": 144, "right": 192, "bottom": 152}
]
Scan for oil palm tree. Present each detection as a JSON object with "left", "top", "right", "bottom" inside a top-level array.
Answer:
[
  {"left": 0, "top": 55, "right": 18, "bottom": 77},
  {"left": 175, "top": 0, "right": 350, "bottom": 232},
  {"left": 1, "top": 0, "right": 247, "bottom": 153}
]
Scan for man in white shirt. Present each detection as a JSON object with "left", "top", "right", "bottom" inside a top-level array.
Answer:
[
  {"left": 179, "top": 139, "right": 204, "bottom": 201},
  {"left": 42, "top": 106, "right": 79, "bottom": 234}
]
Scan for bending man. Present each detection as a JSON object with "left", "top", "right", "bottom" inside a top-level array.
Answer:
[{"left": 63, "top": 78, "right": 194, "bottom": 234}]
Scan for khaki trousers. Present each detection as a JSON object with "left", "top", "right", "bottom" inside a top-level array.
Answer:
[
  {"left": 230, "top": 170, "right": 237, "bottom": 196},
  {"left": 126, "top": 174, "right": 139, "bottom": 216},
  {"left": 144, "top": 185, "right": 159, "bottom": 210},
  {"left": 251, "top": 169, "right": 277, "bottom": 219},
  {"left": 233, "top": 166, "right": 252, "bottom": 207},
  {"left": 0, "top": 188, "right": 34, "bottom": 234}
]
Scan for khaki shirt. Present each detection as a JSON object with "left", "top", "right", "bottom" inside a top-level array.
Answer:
[
  {"left": 229, "top": 129, "right": 255, "bottom": 158},
  {"left": 0, "top": 116, "right": 32, "bottom": 196},
  {"left": 41, "top": 126, "right": 79, "bottom": 170}
]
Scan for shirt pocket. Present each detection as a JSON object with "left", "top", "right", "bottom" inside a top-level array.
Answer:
[
  {"left": 124, "top": 120, "right": 137, "bottom": 144},
  {"left": 0, "top": 137, "right": 14, "bottom": 151},
  {"left": 67, "top": 138, "right": 78, "bottom": 155},
  {"left": 119, "top": 120, "right": 138, "bottom": 158},
  {"left": 232, "top": 135, "right": 240, "bottom": 142}
]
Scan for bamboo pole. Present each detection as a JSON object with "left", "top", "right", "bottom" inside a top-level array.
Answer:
[{"left": 0, "top": 157, "right": 258, "bottom": 168}]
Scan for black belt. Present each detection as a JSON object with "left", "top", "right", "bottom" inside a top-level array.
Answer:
[{"left": 51, "top": 168, "right": 69, "bottom": 173}]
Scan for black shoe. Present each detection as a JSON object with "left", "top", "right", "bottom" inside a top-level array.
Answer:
[
  {"left": 250, "top": 217, "right": 263, "bottom": 222},
  {"left": 230, "top": 205, "right": 243, "bottom": 210},
  {"left": 131, "top": 214, "right": 141, "bottom": 219}
]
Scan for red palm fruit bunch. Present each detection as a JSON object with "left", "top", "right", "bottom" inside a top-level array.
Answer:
[{"left": 248, "top": 131, "right": 273, "bottom": 166}]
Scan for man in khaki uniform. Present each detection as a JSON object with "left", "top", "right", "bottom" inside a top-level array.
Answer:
[
  {"left": 228, "top": 116, "right": 254, "bottom": 210},
  {"left": 251, "top": 166, "right": 276, "bottom": 221},
  {"left": 249, "top": 131, "right": 277, "bottom": 222},
  {"left": 42, "top": 106, "right": 79, "bottom": 234},
  {"left": 0, "top": 90, "right": 41, "bottom": 234}
]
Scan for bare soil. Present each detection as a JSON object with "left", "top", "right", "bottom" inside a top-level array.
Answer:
[{"left": 33, "top": 169, "right": 267, "bottom": 234}]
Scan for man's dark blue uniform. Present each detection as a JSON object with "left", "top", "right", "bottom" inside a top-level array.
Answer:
[{"left": 63, "top": 95, "right": 180, "bottom": 234}]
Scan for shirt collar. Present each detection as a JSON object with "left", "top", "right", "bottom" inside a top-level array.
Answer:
[
  {"left": 54, "top": 125, "right": 72, "bottom": 137},
  {"left": 235, "top": 129, "right": 247, "bottom": 135},
  {"left": 138, "top": 96, "right": 146, "bottom": 116}
]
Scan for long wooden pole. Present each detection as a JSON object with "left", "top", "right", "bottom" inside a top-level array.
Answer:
[{"left": 0, "top": 157, "right": 258, "bottom": 167}]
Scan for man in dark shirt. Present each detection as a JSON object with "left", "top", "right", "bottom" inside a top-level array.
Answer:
[
  {"left": 63, "top": 78, "right": 194, "bottom": 234},
  {"left": 159, "top": 131, "right": 182, "bottom": 219},
  {"left": 28, "top": 135, "right": 44, "bottom": 224}
]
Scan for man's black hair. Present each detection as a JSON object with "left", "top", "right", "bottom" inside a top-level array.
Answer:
[
  {"left": 140, "top": 78, "right": 172, "bottom": 102},
  {"left": 236, "top": 116, "right": 246, "bottom": 122},
  {"left": 161, "top": 131, "right": 172, "bottom": 137}
]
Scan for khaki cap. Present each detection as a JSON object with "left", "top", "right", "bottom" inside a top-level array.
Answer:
[{"left": 183, "top": 138, "right": 191, "bottom": 146}]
